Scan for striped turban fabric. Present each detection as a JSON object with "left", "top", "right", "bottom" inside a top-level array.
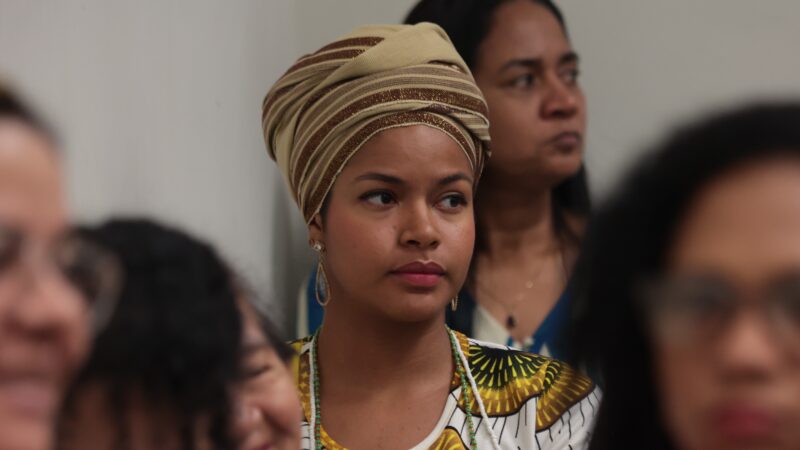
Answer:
[{"left": 262, "top": 23, "right": 491, "bottom": 223}]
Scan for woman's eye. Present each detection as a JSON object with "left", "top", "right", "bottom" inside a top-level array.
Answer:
[
  {"left": 509, "top": 74, "right": 535, "bottom": 89},
  {"left": 361, "top": 191, "right": 395, "bottom": 206},
  {"left": 561, "top": 68, "right": 580, "bottom": 85},
  {"left": 437, "top": 194, "right": 467, "bottom": 210},
  {"left": 242, "top": 364, "right": 271, "bottom": 380}
]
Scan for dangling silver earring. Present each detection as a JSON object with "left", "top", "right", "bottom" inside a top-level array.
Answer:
[
  {"left": 450, "top": 295, "right": 459, "bottom": 312},
  {"left": 311, "top": 241, "right": 331, "bottom": 307}
]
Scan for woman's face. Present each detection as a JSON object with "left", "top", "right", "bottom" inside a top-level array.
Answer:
[
  {"left": 653, "top": 158, "right": 800, "bottom": 450},
  {"left": 232, "top": 304, "right": 301, "bottom": 450},
  {"left": 0, "top": 119, "right": 90, "bottom": 450},
  {"left": 309, "top": 125, "right": 475, "bottom": 324},
  {"left": 473, "top": 0, "right": 585, "bottom": 186}
]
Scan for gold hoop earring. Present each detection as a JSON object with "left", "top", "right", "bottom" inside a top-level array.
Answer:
[
  {"left": 311, "top": 241, "right": 331, "bottom": 307},
  {"left": 450, "top": 295, "right": 459, "bottom": 312}
]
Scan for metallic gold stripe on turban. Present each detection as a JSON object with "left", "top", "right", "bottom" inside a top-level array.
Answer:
[{"left": 262, "top": 23, "right": 491, "bottom": 223}]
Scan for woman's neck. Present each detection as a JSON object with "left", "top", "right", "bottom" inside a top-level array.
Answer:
[
  {"left": 316, "top": 303, "right": 453, "bottom": 394},
  {"left": 476, "top": 175, "right": 561, "bottom": 259}
]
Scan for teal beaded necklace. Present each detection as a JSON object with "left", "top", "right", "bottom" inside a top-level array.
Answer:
[
  {"left": 448, "top": 328, "right": 478, "bottom": 449},
  {"left": 309, "top": 328, "right": 478, "bottom": 449}
]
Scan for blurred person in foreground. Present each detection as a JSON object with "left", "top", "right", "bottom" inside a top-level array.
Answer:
[
  {"left": 571, "top": 102, "right": 800, "bottom": 450},
  {"left": 57, "top": 219, "right": 300, "bottom": 450},
  {"left": 233, "top": 279, "right": 302, "bottom": 450},
  {"left": 0, "top": 85, "right": 118, "bottom": 450}
]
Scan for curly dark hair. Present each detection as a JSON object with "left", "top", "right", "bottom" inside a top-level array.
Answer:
[
  {"left": 58, "top": 218, "right": 243, "bottom": 450},
  {"left": 568, "top": 101, "right": 800, "bottom": 450}
]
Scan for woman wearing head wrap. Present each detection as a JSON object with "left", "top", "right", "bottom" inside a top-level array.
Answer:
[{"left": 263, "top": 23, "right": 598, "bottom": 450}]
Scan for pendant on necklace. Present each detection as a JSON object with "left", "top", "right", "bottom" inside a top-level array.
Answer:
[{"left": 506, "top": 315, "right": 516, "bottom": 329}]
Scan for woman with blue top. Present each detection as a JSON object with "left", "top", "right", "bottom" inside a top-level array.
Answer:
[{"left": 407, "top": 0, "right": 589, "bottom": 359}]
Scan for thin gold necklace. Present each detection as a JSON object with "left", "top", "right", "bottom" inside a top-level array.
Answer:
[{"left": 473, "top": 248, "right": 568, "bottom": 331}]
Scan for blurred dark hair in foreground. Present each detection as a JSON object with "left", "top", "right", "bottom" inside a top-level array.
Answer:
[
  {"left": 569, "top": 101, "right": 800, "bottom": 450},
  {"left": 57, "top": 218, "right": 243, "bottom": 449}
]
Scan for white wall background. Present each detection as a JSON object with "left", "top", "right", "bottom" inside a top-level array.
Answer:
[
  {"left": 1, "top": 0, "right": 799, "bottom": 334},
  {"left": 558, "top": 0, "right": 800, "bottom": 195}
]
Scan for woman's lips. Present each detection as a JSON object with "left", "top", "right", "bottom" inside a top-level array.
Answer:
[
  {"left": 392, "top": 272, "right": 443, "bottom": 287},
  {"left": 0, "top": 377, "right": 58, "bottom": 419},
  {"left": 549, "top": 131, "right": 582, "bottom": 152},
  {"left": 711, "top": 404, "right": 780, "bottom": 441},
  {"left": 390, "top": 261, "right": 445, "bottom": 288}
]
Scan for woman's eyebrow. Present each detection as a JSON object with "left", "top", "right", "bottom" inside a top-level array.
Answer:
[
  {"left": 499, "top": 51, "right": 579, "bottom": 73},
  {"left": 500, "top": 57, "right": 543, "bottom": 73},
  {"left": 559, "top": 51, "right": 580, "bottom": 66},
  {"left": 438, "top": 172, "right": 473, "bottom": 186},
  {"left": 353, "top": 172, "right": 403, "bottom": 185},
  {"left": 352, "top": 172, "right": 472, "bottom": 186}
]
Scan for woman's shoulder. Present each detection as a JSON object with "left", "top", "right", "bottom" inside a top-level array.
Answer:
[{"left": 463, "top": 336, "right": 598, "bottom": 430}]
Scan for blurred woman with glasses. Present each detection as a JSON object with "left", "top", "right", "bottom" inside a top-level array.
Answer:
[
  {"left": 571, "top": 103, "right": 800, "bottom": 450},
  {"left": 0, "top": 85, "right": 118, "bottom": 450}
]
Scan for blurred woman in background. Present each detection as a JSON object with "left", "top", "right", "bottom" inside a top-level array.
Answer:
[
  {"left": 403, "top": 0, "right": 589, "bottom": 359},
  {"left": 264, "top": 23, "right": 597, "bottom": 449},
  {"left": 572, "top": 103, "right": 800, "bottom": 450},
  {"left": 58, "top": 219, "right": 300, "bottom": 450},
  {"left": 0, "top": 85, "right": 118, "bottom": 450}
]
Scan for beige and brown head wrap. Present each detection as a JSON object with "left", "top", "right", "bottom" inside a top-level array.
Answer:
[{"left": 262, "top": 23, "right": 490, "bottom": 223}]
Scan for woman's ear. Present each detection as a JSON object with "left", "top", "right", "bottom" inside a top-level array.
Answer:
[{"left": 308, "top": 213, "right": 324, "bottom": 246}]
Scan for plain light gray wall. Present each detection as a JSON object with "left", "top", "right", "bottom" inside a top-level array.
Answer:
[
  {"left": 558, "top": 0, "right": 800, "bottom": 195},
  {"left": 2, "top": 0, "right": 799, "bottom": 333},
  {"left": 0, "top": 0, "right": 303, "bottom": 326}
]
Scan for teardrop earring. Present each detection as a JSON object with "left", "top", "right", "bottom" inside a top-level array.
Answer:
[{"left": 311, "top": 241, "right": 331, "bottom": 307}]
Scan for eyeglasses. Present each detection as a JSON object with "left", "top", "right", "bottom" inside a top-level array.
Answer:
[
  {"left": 0, "top": 223, "right": 121, "bottom": 332},
  {"left": 638, "top": 273, "right": 800, "bottom": 350}
]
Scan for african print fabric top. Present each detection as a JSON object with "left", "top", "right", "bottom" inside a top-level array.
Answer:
[{"left": 290, "top": 331, "right": 599, "bottom": 449}]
